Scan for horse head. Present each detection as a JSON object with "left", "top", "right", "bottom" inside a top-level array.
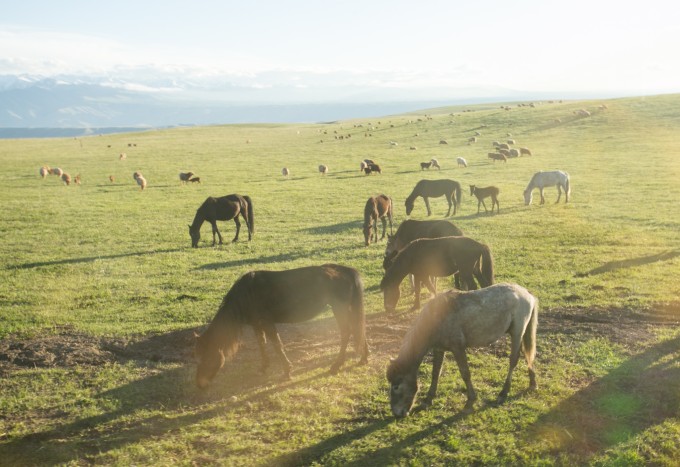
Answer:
[
  {"left": 189, "top": 225, "right": 200, "bottom": 248},
  {"left": 386, "top": 358, "right": 419, "bottom": 417},
  {"left": 363, "top": 223, "right": 372, "bottom": 246},
  {"left": 404, "top": 199, "right": 414, "bottom": 216},
  {"left": 469, "top": 185, "right": 476, "bottom": 196},
  {"left": 381, "top": 282, "right": 401, "bottom": 313},
  {"left": 194, "top": 332, "right": 226, "bottom": 389},
  {"left": 523, "top": 189, "right": 533, "bottom": 206}
]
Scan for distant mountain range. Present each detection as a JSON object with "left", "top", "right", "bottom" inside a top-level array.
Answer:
[{"left": 0, "top": 72, "right": 622, "bottom": 137}]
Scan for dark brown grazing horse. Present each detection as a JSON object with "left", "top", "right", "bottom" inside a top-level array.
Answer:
[
  {"left": 383, "top": 219, "right": 465, "bottom": 296},
  {"left": 405, "top": 179, "right": 462, "bottom": 217},
  {"left": 194, "top": 264, "right": 369, "bottom": 387},
  {"left": 469, "top": 185, "right": 500, "bottom": 214},
  {"left": 189, "top": 194, "right": 254, "bottom": 248},
  {"left": 363, "top": 194, "right": 393, "bottom": 246},
  {"left": 380, "top": 236, "right": 494, "bottom": 312}
]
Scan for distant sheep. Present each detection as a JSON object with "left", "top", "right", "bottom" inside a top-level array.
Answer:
[
  {"left": 498, "top": 143, "right": 510, "bottom": 150},
  {"left": 508, "top": 148, "right": 520, "bottom": 158},
  {"left": 365, "top": 163, "right": 382, "bottom": 174},
  {"left": 439, "top": 139, "right": 448, "bottom": 145},
  {"left": 457, "top": 157, "right": 468, "bottom": 168},
  {"left": 498, "top": 149, "right": 511, "bottom": 158},
  {"left": 520, "top": 147, "right": 532, "bottom": 156},
  {"left": 319, "top": 164, "right": 329, "bottom": 175},
  {"left": 52, "top": 167, "right": 64, "bottom": 177},
  {"left": 188, "top": 177, "right": 201, "bottom": 183},
  {"left": 39, "top": 166, "right": 50, "bottom": 178},
  {"left": 360, "top": 161, "right": 368, "bottom": 171},
  {"left": 389, "top": 141, "right": 398, "bottom": 146},
  {"left": 468, "top": 136, "right": 477, "bottom": 144},
  {"left": 282, "top": 167, "right": 290, "bottom": 177},
  {"left": 74, "top": 174, "right": 81, "bottom": 185},
  {"left": 119, "top": 153, "right": 127, "bottom": 160},
  {"left": 430, "top": 158, "right": 441, "bottom": 170},
  {"left": 507, "top": 139, "right": 516, "bottom": 145},
  {"left": 61, "top": 172, "right": 72, "bottom": 186}
]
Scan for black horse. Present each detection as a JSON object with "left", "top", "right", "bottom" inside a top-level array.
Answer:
[
  {"left": 194, "top": 264, "right": 368, "bottom": 387},
  {"left": 189, "top": 194, "right": 254, "bottom": 247}
]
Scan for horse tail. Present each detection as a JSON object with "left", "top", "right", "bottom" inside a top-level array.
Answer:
[
  {"left": 454, "top": 182, "right": 462, "bottom": 206},
  {"left": 243, "top": 195, "right": 254, "bottom": 235},
  {"left": 522, "top": 295, "right": 538, "bottom": 370},
  {"left": 480, "top": 244, "right": 495, "bottom": 286},
  {"left": 565, "top": 173, "right": 571, "bottom": 197},
  {"left": 350, "top": 270, "right": 368, "bottom": 362}
]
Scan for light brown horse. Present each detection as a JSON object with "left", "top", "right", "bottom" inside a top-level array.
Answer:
[
  {"left": 405, "top": 179, "right": 462, "bottom": 217},
  {"left": 469, "top": 185, "right": 500, "bottom": 214},
  {"left": 387, "top": 283, "right": 538, "bottom": 416},
  {"left": 363, "top": 195, "right": 393, "bottom": 246}
]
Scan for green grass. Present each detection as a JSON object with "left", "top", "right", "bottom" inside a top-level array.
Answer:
[{"left": 0, "top": 94, "right": 678, "bottom": 465}]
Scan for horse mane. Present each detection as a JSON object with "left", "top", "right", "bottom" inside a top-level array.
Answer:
[
  {"left": 389, "top": 291, "right": 457, "bottom": 377},
  {"left": 380, "top": 240, "right": 422, "bottom": 290},
  {"left": 208, "top": 271, "right": 258, "bottom": 359}
]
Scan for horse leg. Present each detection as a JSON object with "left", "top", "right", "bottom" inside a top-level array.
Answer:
[
  {"left": 372, "top": 217, "right": 378, "bottom": 244},
  {"left": 494, "top": 196, "right": 500, "bottom": 213},
  {"left": 210, "top": 221, "right": 223, "bottom": 246},
  {"left": 422, "top": 276, "right": 437, "bottom": 297},
  {"left": 253, "top": 327, "right": 270, "bottom": 373},
  {"left": 232, "top": 217, "right": 241, "bottom": 242},
  {"left": 555, "top": 185, "right": 562, "bottom": 203},
  {"left": 498, "top": 324, "right": 524, "bottom": 404},
  {"left": 481, "top": 198, "right": 488, "bottom": 213},
  {"left": 424, "top": 197, "right": 432, "bottom": 216},
  {"left": 380, "top": 216, "right": 387, "bottom": 240},
  {"left": 477, "top": 199, "right": 482, "bottom": 214},
  {"left": 330, "top": 308, "right": 351, "bottom": 375},
  {"left": 411, "top": 275, "right": 424, "bottom": 310},
  {"left": 539, "top": 188, "right": 545, "bottom": 205},
  {"left": 423, "top": 349, "right": 445, "bottom": 406},
  {"left": 263, "top": 323, "right": 293, "bottom": 379},
  {"left": 452, "top": 343, "right": 476, "bottom": 413}
]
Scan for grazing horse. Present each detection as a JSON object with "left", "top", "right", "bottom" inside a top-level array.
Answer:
[
  {"left": 387, "top": 283, "right": 538, "bottom": 416},
  {"left": 405, "top": 179, "right": 462, "bottom": 217},
  {"left": 189, "top": 194, "right": 254, "bottom": 247},
  {"left": 380, "top": 236, "right": 494, "bottom": 312},
  {"left": 194, "top": 264, "right": 369, "bottom": 387},
  {"left": 523, "top": 170, "right": 570, "bottom": 205},
  {"left": 383, "top": 219, "right": 465, "bottom": 297},
  {"left": 179, "top": 172, "right": 194, "bottom": 183},
  {"left": 363, "top": 195, "right": 393, "bottom": 246},
  {"left": 469, "top": 185, "right": 500, "bottom": 214}
]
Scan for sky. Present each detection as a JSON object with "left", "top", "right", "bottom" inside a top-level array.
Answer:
[{"left": 1, "top": 0, "right": 679, "bottom": 98}]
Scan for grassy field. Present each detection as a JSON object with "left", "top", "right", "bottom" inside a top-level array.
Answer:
[{"left": 0, "top": 94, "right": 678, "bottom": 465}]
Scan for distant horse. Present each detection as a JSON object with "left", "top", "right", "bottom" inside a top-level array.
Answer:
[
  {"left": 179, "top": 172, "right": 194, "bottom": 183},
  {"left": 488, "top": 153, "right": 507, "bottom": 163},
  {"left": 189, "top": 194, "right": 254, "bottom": 247},
  {"left": 405, "top": 179, "right": 462, "bottom": 217},
  {"left": 194, "top": 264, "right": 369, "bottom": 387},
  {"left": 364, "top": 163, "right": 382, "bottom": 175},
  {"left": 363, "top": 195, "right": 393, "bottom": 246},
  {"left": 387, "top": 283, "right": 538, "bottom": 416},
  {"left": 469, "top": 185, "right": 500, "bottom": 214},
  {"left": 523, "top": 170, "right": 570, "bottom": 205},
  {"left": 380, "top": 236, "right": 494, "bottom": 312}
]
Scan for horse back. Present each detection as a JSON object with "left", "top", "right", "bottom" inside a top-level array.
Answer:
[{"left": 245, "top": 265, "right": 362, "bottom": 323}]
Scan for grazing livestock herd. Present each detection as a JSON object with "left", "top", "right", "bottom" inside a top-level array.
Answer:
[{"left": 37, "top": 112, "right": 575, "bottom": 418}]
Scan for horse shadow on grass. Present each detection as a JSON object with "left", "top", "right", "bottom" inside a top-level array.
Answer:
[
  {"left": 575, "top": 250, "right": 680, "bottom": 277},
  {"left": 526, "top": 334, "right": 680, "bottom": 461},
  {"left": 9, "top": 248, "right": 184, "bottom": 270},
  {"left": 0, "top": 318, "right": 360, "bottom": 465},
  {"left": 300, "top": 220, "right": 361, "bottom": 235}
]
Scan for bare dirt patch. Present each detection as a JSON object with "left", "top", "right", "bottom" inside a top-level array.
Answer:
[{"left": 0, "top": 304, "right": 677, "bottom": 375}]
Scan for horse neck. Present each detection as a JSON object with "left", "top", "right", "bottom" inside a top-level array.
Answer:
[
  {"left": 382, "top": 250, "right": 413, "bottom": 289},
  {"left": 405, "top": 188, "right": 419, "bottom": 204},
  {"left": 190, "top": 210, "right": 205, "bottom": 230},
  {"left": 395, "top": 297, "right": 447, "bottom": 371}
]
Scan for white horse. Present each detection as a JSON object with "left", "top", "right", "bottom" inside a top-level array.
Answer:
[{"left": 523, "top": 170, "right": 570, "bottom": 205}]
